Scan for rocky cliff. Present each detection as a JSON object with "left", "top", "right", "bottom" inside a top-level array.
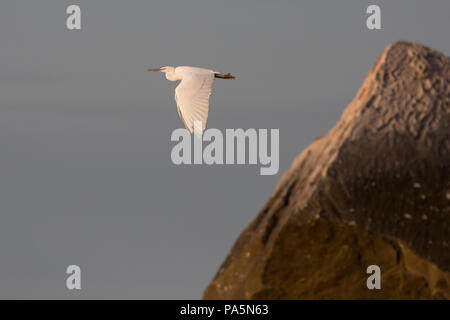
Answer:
[{"left": 204, "top": 41, "right": 450, "bottom": 299}]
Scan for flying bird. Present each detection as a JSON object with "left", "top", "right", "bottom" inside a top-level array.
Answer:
[{"left": 148, "top": 66, "right": 235, "bottom": 136}]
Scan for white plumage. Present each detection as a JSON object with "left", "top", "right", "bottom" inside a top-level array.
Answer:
[{"left": 148, "top": 66, "right": 235, "bottom": 136}]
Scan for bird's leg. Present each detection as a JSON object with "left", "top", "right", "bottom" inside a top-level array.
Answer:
[{"left": 215, "top": 73, "right": 235, "bottom": 79}]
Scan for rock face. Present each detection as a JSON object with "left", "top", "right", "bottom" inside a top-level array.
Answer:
[{"left": 204, "top": 41, "right": 450, "bottom": 299}]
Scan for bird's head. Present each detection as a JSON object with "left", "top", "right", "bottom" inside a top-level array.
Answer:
[
  {"left": 147, "top": 66, "right": 180, "bottom": 81},
  {"left": 147, "top": 66, "right": 174, "bottom": 73}
]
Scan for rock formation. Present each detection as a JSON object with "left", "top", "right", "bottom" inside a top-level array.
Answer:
[{"left": 204, "top": 41, "right": 450, "bottom": 299}]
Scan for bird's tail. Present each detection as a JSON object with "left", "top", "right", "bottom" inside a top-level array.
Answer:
[{"left": 215, "top": 73, "right": 235, "bottom": 79}]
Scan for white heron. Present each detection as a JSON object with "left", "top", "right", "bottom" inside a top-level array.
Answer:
[{"left": 148, "top": 66, "right": 235, "bottom": 136}]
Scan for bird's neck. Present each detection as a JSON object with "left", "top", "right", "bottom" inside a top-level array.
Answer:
[{"left": 165, "top": 70, "right": 182, "bottom": 82}]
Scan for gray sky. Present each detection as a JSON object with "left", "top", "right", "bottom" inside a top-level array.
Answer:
[{"left": 0, "top": 0, "right": 449, "bottom": 298}]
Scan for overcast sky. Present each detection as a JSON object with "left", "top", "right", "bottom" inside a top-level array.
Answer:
[{"left": 0, "top": 0, "right": 449, "bottom": 298}]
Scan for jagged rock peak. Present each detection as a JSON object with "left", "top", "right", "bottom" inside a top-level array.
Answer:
[{"left": 204, "top": 41, "right": 450, "bottom": 299}]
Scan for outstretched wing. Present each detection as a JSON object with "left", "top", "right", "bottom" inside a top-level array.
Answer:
[{"left": 174, "top": 68, "right": 215, "bottom": 136}]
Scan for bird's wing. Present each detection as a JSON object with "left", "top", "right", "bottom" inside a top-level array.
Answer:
[{"left": 174, "top": 69, "right": 215, "bottom": 136}]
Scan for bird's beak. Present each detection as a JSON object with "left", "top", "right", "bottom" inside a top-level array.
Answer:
[{"left": 148, "top": 68, "right": 162, "bottom": 72}]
